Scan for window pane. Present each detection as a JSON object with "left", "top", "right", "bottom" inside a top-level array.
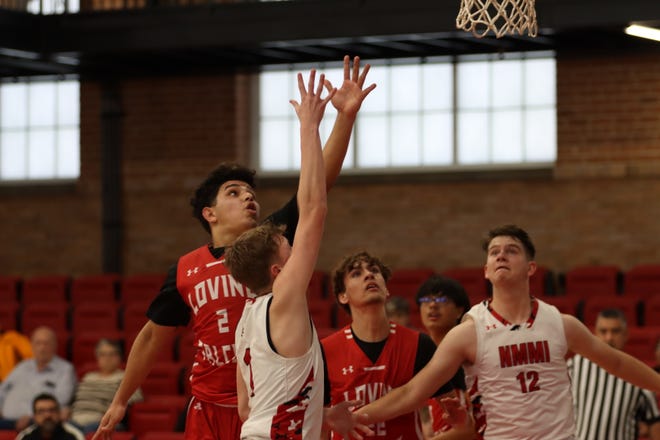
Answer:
[
  {"left": 58, "top": 81, "right": 79, "bottom": 126},
  {"left": 457, "top": 111, "right": 489, "bottom": 164},
  {"left": 356, "top": 115, "right": 388, "bottom": 168},
  {"left": 492, "top": 110, "right": 523, "bottom": 163},
  {"left": 423, "top": 112, "right": 453, "bottom": 165},
  {"left": 457, "top": 61, "right": 490, "bottom": 110},
  {"left": 1, "top": 132, "right": 27, "bottom": 179},
  {"left": 391, "top": 64, "right": 420, "bottom": 112},
  {"left": 358, "top": 65, "right": 388, "bottom": 113},
  {"left": 259, "top": 119, "right": 293, "bottom": 171},
  {"left": 391, "top": 114, "right": 420, "bottom": 166},
  {"left": 1, "top": 84, "right": 28, "bottom": 129},
  {"left": 492, "top": 59, "right": 522, "bottom": 108},
  {"left": 525, "top": 109, "right": 556, "bottom": 161},
  {"left": 28, "top": 130, "right": 56, "bottom": 178},
  {"left": 57, "top": 128, "right": 80, "bottom": 178},
  {"left": 29, "top": 83, "right": 56, "bottom": 127},
  {"left": 260, "top": 71, "right": 292, "bottom": 117},
  {"left": 423, "top": 63, "right": 453, "bottom": 111},
  {"left": 525, "top": 59, "right": 556, "bottom": 106}
]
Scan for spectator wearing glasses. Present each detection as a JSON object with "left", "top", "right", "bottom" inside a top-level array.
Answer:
[
  {"left": 16, "top": 393, "right": 84, "bottom": 440},
  {"left": 321, "top": 251, "right": 471, "bottom": 439},
  {"left": 415, "top": 276, "right": 480, "bottom": 439}
]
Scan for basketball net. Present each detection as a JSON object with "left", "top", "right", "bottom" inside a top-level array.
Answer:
[{"left": 456, "top": 0, "right": 538, "bottom": 38}]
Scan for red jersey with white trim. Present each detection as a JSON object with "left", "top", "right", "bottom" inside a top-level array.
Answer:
[
  {"left": 322, "top": 323, "right": 423, "bottom": 440},
  {"left": 176, "top": 245, "right": 256, "bottom": 405},
  {"left": 464, "top": 298, "right": 575, "bottom": 440}
]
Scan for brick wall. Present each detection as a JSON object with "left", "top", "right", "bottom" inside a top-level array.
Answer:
[{"left": 1, "top": 52, "right": 659, "bottom": 278}]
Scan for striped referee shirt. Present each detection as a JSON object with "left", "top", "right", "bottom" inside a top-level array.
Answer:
[{"left": 568, "top": 354, "right": 660, "bottom": 440}]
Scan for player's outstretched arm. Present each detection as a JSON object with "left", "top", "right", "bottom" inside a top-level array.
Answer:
[
  {"left": 269, "top": 70, "right": 335, "bottom": 358},
  {"left": 322, "top": 55, "right": 376, "bottom": 191},
  {"left": 91, "top": 321, "right": 177, "bottom": 440},
  {"left": 323, "top": 400, "right": 373, "bottom": 440},
  {"left": 563, "top": 314, "right": 660, "bottom": 393},
  {"left": 356, "top": 322, "right": 472, "bottom": 426}
]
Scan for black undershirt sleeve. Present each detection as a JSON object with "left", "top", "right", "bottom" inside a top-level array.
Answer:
[
  {"left": 414, "top": 333, "right": 466, "bottom": 397},
  {"left": 146, "top": 263, "right": 191, "bottom": 327}
]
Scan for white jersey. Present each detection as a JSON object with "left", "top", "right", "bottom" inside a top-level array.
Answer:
[
  {"left": 235, "top": 293, "right": 324, "bottom": 440},
  {"left": 464, "top": 298, "right": 575, "bottom": 440}
]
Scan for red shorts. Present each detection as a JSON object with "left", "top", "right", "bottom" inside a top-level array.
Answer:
[{"left": 185, "top": 396, "right": 242, "bottom": 440}]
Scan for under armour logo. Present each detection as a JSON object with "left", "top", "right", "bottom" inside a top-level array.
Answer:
[
  {"left": 187, "top": 267, "right": 200, "bottom": 277},
  {"left": 288, "top": 419, "right": 302, "bottom": 431},
  {"left": 193, "top": 402, "right": 202, "bottom": 411},
  {"left": 342, "top": 365, "right": 354, "bottom": 375},
  {"left": 486, "top": 324, "right": 497, "bottom": 331}
]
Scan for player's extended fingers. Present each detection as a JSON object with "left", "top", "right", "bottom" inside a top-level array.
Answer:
[
  {"left": 296, "top": 72, "right": 306, "bottom": 97},
  {"left": 361, "top": 82, "right": 377, "bottom": 99},
  {"left": 352, "top": 56, "right": 360, "bottom": 82},
  {"left": 307, "top": 69, "right": 317, "bottom": 95},
  {"left": 316, "top": 74, "right": 326, "bottom": 97},
  {"left": 343, "top": 55, "right": 350, "bottom": 80},
  {"left": 324, "top": 79, "right": 334, "bottom": 93},
  {"left": 321, "top": 88, "right": 337, "bottom": 106},
  {"left": 357, "top": 63, "right": 371, "bottom": 88},
  {"left": 289, "top": 100, "right": 300, "bottom": 113}
]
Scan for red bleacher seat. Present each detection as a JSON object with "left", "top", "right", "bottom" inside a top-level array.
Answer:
[
  {"left": 386, "top": 268, "right": 435, "bottom": 302},
  {"left": 564, "top": 265, "right": 621, "bottom": 297},
  {"left": 0, "top": 300, "right": 20, "bottom": 330},
  {"left": 70, "top": 274, "right": 120, "bottom": 306},
  {"left": 22, "top": 275, "right": 70, "bottom": 304},
  {"left": 581, "top": 295, "right": 642, "bottom": 328},
  {"left": 128, "top": 401, "right": 180, "bottom": 437},
  {"left": 308, "top": 270, "right": 327, "bottom": 299},
  {"left": 121, "top": 301, "right": 151, "bottom": 335},
  {"left": 529, "top": 265, "right": 555, "bottom": 297},
  {"left": 442, "top": 267, "right": 489, "bottom": 306},
  {"left": 20, "top": 302, "right": 69, "bottom": 334},
  {"left": 624, "top": 326, "right": 660, "bottom": 365},
  {"left": 308, "top": 296, "right": 334, "bottom": 328},
  {"left": 623, "top": 264, "right": 660, "bottom": 301},
  {"left": 644, "top": 295, "right": 660, "bottom": 327},
  {"left": 332, "top": 302, "right": 351, "bottom": 329},
  {"left": 140, "top": 362, "right": 185, "bottom": 396},
  {"left": 71, "top": 302, "right": 120, "bottom": 333},
  {"left": 0, "top": 276, "right": 21, "bottom": 303},
  {"left": 120, "top": 273, "right": 166, "bottom": 306},
  {"left": 0, "top": 431, "right": 19, "bottom": 440},
  {"left": 541, "top": 295, "right": 582, "bottom": 318}
]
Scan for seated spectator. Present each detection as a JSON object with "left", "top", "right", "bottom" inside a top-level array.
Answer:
[
  {"left": 0, "top": 321, "right": 32, "bottom": 381},
  {"left": 16, "top": 393, "right": 84, "bottom": 440},
  {"left": 70, "top": 339, "right": 142, "bottom": 433},
  {"left": 385, "top": 295, "right": 412, "bottom": 327},
  {"left": 0, "top": 326, "right": 76, "bottom": 431}
]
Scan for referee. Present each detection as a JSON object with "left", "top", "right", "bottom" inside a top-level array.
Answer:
[{"left": 568, "top": 308, "right": 660, "bottom": 440}]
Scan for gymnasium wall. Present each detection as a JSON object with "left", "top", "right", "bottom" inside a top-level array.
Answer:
[{"left": 0, "top": 52, "right": 659, "bottom": 277}]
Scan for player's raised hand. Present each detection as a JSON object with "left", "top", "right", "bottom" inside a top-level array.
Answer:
[
  {"left": 325, "top": 55, "right": 377, "bottom": 118},
  {"left": 290, "top": 69, "right": 336, "bottom": 126}
]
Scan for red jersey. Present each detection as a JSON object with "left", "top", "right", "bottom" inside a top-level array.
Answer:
[
  {"left": 176, "top": 245, "right": 256, "bottom": 405},
  {"left": 322, "top": 324, "right": 424, "bottom": 440}
]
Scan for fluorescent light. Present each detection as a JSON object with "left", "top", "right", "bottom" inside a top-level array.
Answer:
[{"left": 625, "top": 24, "right": 660, "bottom": 42}]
